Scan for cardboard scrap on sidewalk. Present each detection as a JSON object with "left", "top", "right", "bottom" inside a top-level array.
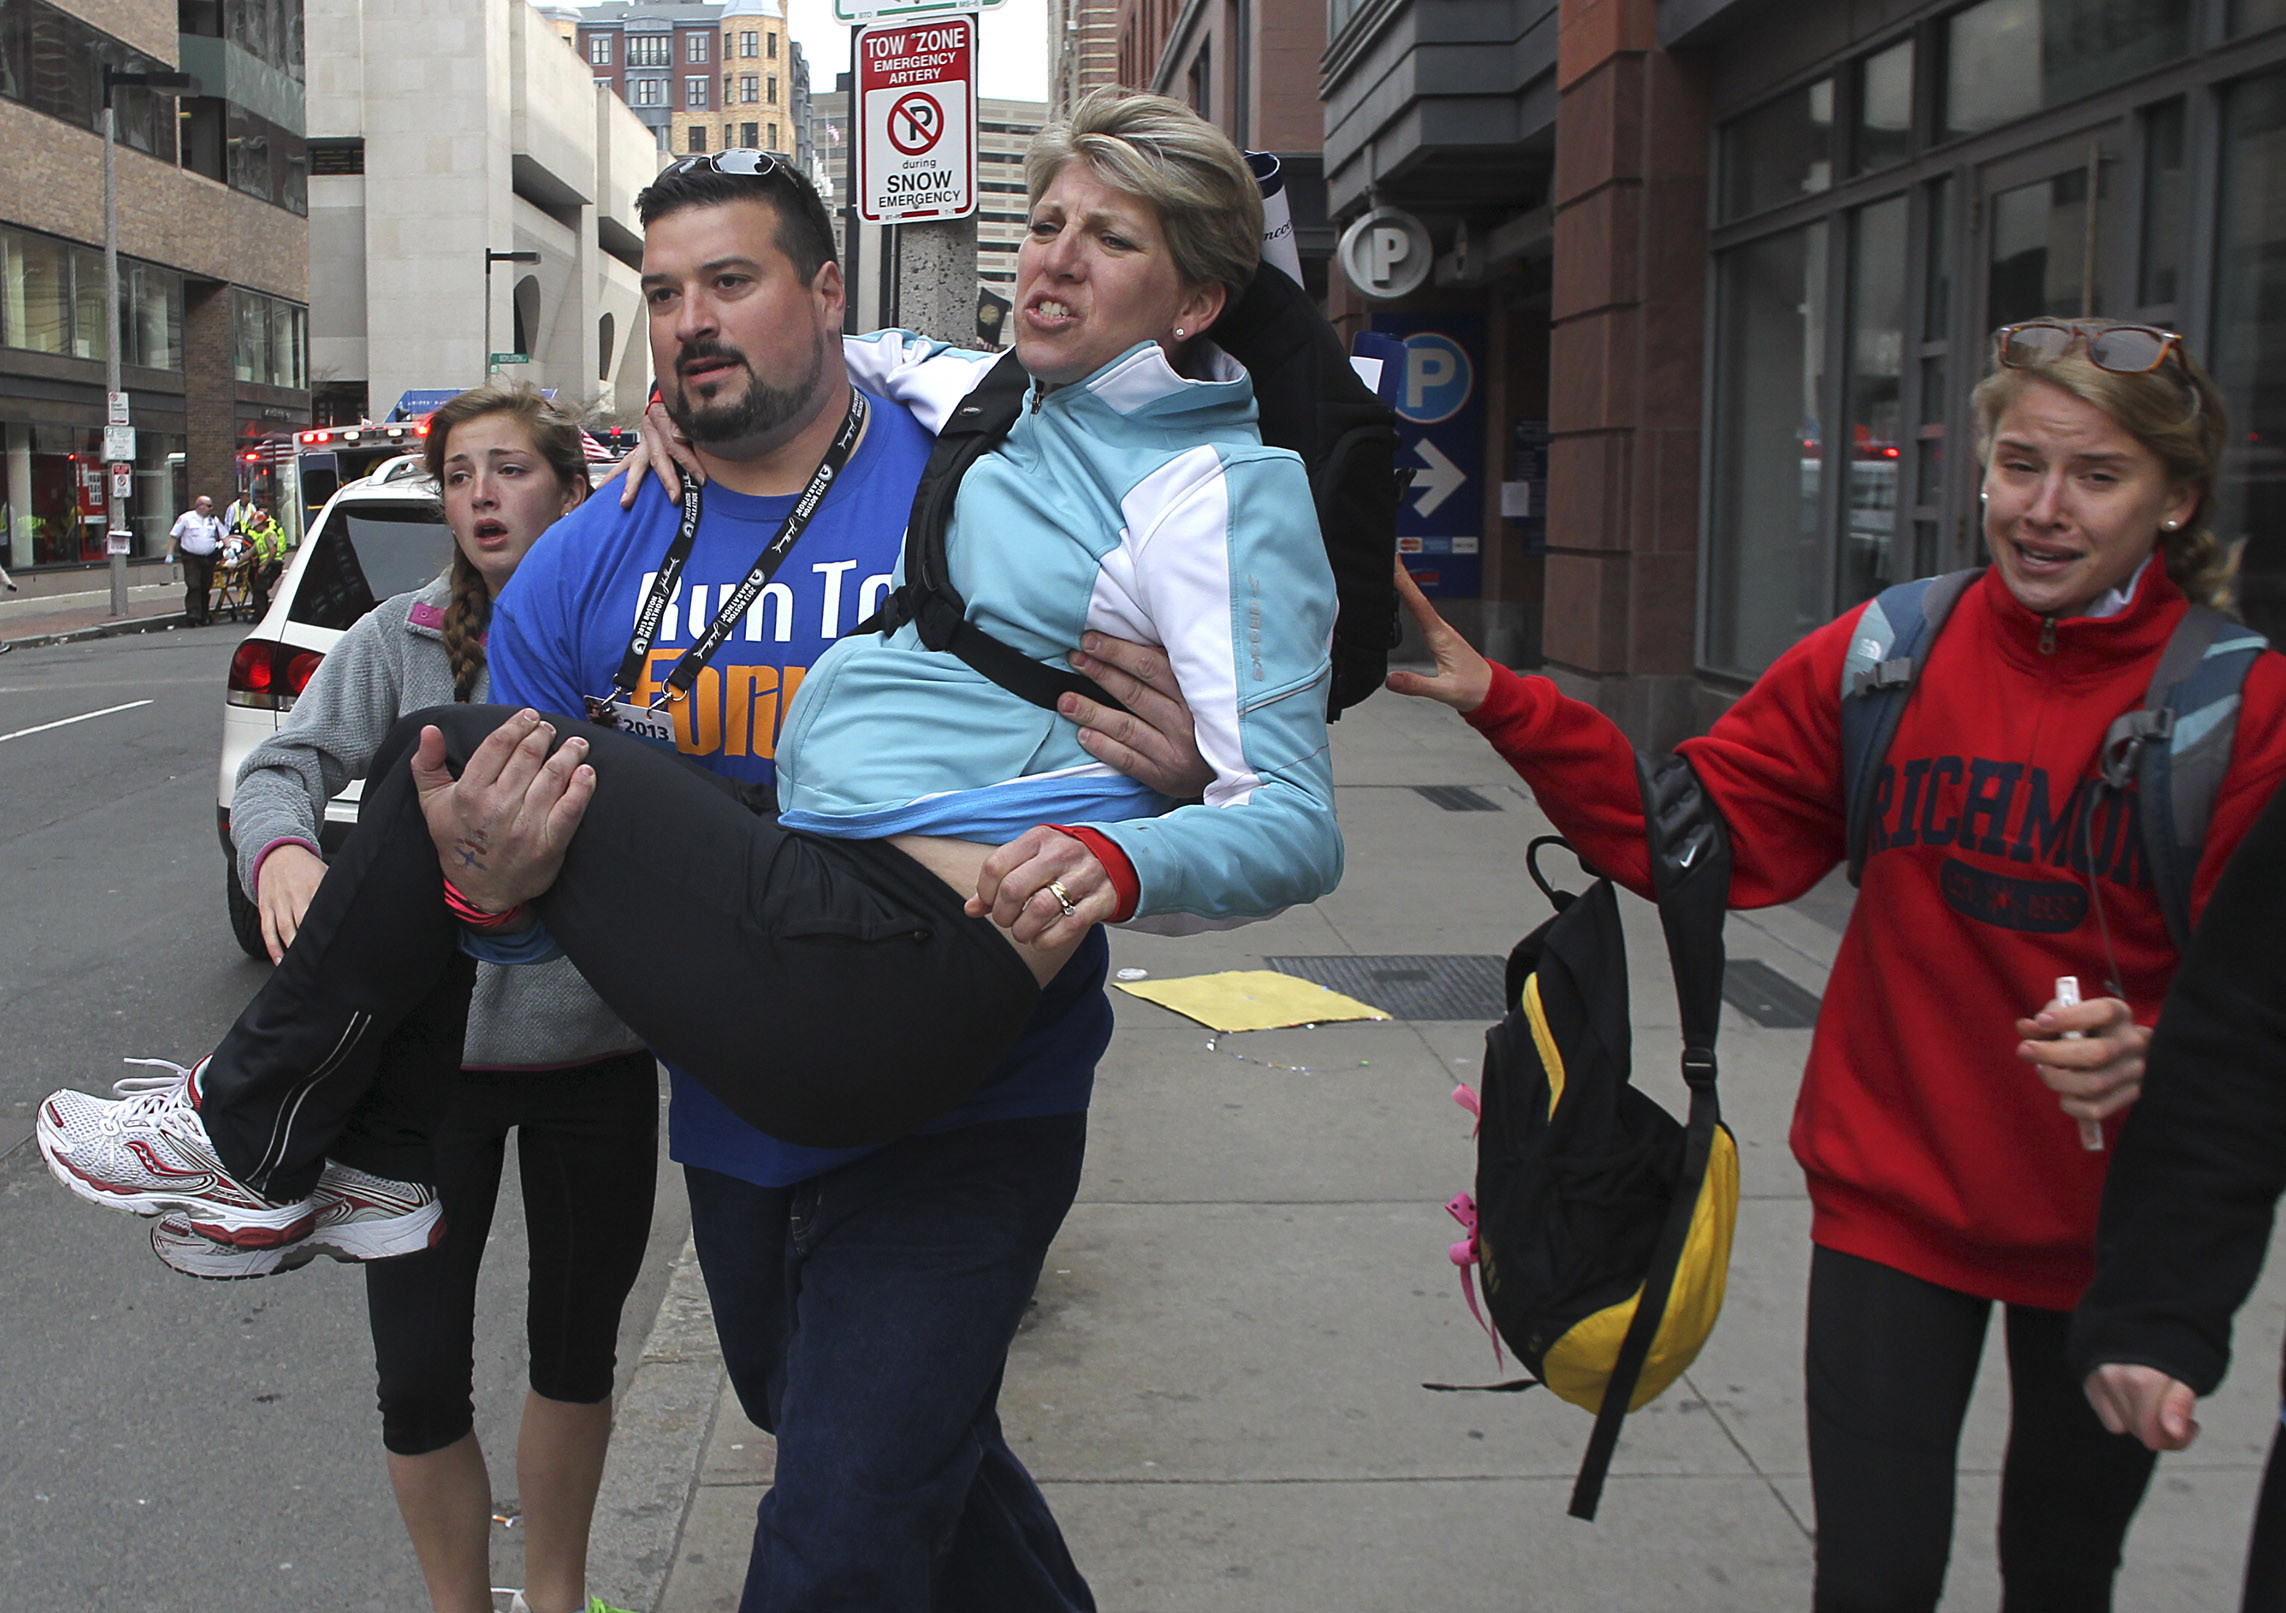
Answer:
[{"left": 1114, "top": 969, "right": 1392, "bottom": 1032}]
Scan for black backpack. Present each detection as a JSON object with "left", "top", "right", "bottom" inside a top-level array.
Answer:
[
  {"left": 861, "top": 262, "right": 1403, "bottom": 719},
  {"left": 1839, "top": 567, "right": 2270, "bottom": 947},
  {"left": 1435, "top": 755, "right": 1739, "bottom": 1522}
]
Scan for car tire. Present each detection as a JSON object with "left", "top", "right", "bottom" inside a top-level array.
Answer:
[{"left": 226, "top": 859, "right": 269, "bottom": 961}]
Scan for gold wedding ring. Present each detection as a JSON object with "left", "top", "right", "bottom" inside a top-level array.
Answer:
[{"left": 1045, "top": 879, "right": 1078, "bottom": 918}]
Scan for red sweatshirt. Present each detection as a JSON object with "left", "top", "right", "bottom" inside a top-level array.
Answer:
[{"left": 1467, "top": 566, "right": 2286, "bottom": 1309}]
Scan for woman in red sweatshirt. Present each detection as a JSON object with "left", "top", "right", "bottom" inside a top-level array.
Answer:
[{"left": 1391, "top": 322, "right": 2286, "bottom": 1611}]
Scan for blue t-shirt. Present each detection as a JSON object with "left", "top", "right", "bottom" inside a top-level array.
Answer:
[{"left": 489, "top": 390, "right": 1111, "bottom": 1186}]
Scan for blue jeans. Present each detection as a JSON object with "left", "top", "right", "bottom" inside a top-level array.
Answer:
[{"left": 684, "top": 1114, "right": 1096, "bottom": 1613}]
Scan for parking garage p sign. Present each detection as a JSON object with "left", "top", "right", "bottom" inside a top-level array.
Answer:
[{"left": 857, "top": 15, "right": 976, "bottom": 224}]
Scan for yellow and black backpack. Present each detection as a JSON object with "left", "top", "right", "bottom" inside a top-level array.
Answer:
[{"left": 1437, "top": 755, "right": 1740, "bottom": 1520}]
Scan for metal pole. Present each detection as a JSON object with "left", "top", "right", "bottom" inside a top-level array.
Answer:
[
  {"left": 483, "top": 257, "right": 493, "bottom": 382},
  {"left": 103, "top": 92, "right": 126, "bottom": 617}
]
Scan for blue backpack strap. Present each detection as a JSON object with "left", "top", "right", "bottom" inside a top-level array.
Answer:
[
  {"left": 2117, "top": 607, "right": 2270, "bottom": 949},
  {"left": 1840, "top": 569, "right": 1981, "bottom": 886}
]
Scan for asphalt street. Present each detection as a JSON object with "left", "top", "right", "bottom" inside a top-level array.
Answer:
[{"left": 0, "top": 624, "right": 685, "bottom": 1613}]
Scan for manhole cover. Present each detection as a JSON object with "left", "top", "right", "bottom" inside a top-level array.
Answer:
[
  {"left": 1723, "top": 958, "right": 1822, "bottom": 1028},
  {"left": 1412, "top": 784, "right": 1502, "bottom": 812},
  {"left": 1266, "top": 955, "right": 1507, "bottom": 1021}
]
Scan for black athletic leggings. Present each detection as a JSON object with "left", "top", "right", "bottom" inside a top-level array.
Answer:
[
  {"left": 367, "top": 1050, "right": 658, "bottom": 1456},
  {"left": 197, "top": 705, "right": 1041, "bottom": 1201},
  {"left": 1807, "top": 1246, "right": 2158, "bottom": 1613}
]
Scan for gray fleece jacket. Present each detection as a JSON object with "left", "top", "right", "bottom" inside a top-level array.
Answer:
[{"left": 231, "top": 574, "right": 642, "bottom": 1069}]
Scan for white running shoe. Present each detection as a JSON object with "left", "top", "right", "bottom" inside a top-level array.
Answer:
[
  {"left": 148, "top": 1159, "right": 445, "bottom": 1278},
  {"left": 36, "top": 1059, "right": 316, "bottom": 1248}
]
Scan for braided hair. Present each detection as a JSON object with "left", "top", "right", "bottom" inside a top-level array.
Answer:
[{"left": 419, "top": 381, "right": 591, "bottom": 700}]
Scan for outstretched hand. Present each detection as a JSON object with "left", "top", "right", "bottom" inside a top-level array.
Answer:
[
  {"left": 2085, "top": 1363, "right": 2200, "bottom": 1452},
  {"left": 410, "top": 709, "right": 595, "bottom": 918},
  {"left": 1059, "top": 632, "right": 1212, "bottom": 798},
  {"left": 596, "top": 395, "right": 706, "bottom": 510},
  {"left": 1383, "top": 557, "right": 1492, "bottom": 713}
]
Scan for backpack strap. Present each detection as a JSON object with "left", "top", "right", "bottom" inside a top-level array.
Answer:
[
  {"left": 1567, "top": 753, "right": 1733, "bottom": 1521},
  {"left": 855, "top": 350, "right": 1125, "bottom": 714},
  {"left": 1840, "top": 569, "right": 1981, "bottom": 887},
  {"left": 2107, "top": 606, "right": 2269, "bottom": 949}
]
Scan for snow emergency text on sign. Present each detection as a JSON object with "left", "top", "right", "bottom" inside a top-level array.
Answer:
[{"left": 856, "top": 15, "right": 976, "bottom": 224}]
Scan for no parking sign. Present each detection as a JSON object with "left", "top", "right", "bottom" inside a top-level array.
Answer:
[{"left": 857, "top": 15, "right": 976, "bottom": 224}]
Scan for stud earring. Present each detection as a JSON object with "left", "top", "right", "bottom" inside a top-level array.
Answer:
[
  {"left": 2163, "top": 519, "right": 2180, "bottom": 530},
  {"left": 1173, "top": 326, "right": 1187, "bottom": 339}
]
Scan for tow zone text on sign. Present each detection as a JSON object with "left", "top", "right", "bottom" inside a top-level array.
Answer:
[{"left": 857, "top": 16, "right": 975, "bottom": 223}]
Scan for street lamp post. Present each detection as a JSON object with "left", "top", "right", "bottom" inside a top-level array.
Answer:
[
  {"left": 484, "top": 249, "right": 540, "bottom": 380},
  {"left": 102, "top": 68, "right": 196, "bottom": 618}
]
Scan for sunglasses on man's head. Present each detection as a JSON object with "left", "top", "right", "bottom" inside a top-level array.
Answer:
[
  {"left": 664, "top": 149, "right": 786, "bottom": 181},
  {"left": 1995, "top": 320, "right": 2184, "bottom": 375}
]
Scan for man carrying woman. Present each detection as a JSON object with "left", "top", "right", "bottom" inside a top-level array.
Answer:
[{"left": 43, "top": 90, "right": 1337, "bottom": 1613}]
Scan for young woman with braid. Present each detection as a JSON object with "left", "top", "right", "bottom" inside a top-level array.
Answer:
[{"left": 191, "top": 379, "right": 649, "bottom": 1613}]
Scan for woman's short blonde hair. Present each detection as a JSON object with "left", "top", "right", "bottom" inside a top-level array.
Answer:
[
  {"left": 1970, "top": 324, "right": 2237, "bottom": 612},
  {"left": 1024, "top": 87, "right": 1263, "bottom": 299}
]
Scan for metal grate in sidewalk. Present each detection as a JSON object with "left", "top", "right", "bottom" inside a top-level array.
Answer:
[
  {"left": 1723, "top": 958, "right": 1822, "bottom": 1028},
  {"left": 1266, "top": 954, "right": 1507, "bottom": 1021},
  {"left": 1412, "top": 784, "right": 1503, "bottom": 811}
]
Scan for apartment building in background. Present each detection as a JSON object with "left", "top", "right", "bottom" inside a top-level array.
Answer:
[
  {"left": 0, "top": 0, "right": 311, "bottom": 580},
  {"left": 577, "top": 0, "right": 804, "bottom": 159},
  {"left": 1049, "top": 0, "right": 1117, "bottom": 114},
  {"left": 306, "top": 0, "right": 662, "bottom": 424}
]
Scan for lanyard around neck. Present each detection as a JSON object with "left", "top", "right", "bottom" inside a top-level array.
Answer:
[{"left": 604, "top": 389, "right": 866, "bottom": 708}]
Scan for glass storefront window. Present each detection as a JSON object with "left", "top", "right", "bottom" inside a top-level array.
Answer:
[
  {"left": 1705, "top": 221, "right": 1830, "bottom": 677},
  {"left": 69, "top": 245, "right": 104, "bottom": 362},
  {"left": 1987, "top": 165, "right": 2103, "bottom": 329},
  {"left": 1854, "top": 39, "right": 1914, "bottom": 175},
  {"left": 1721, "top": 78, "right": 1834, "bottom": 223},
  {"left": 2140, "top": 99, "right": 2185, "bottom": 307},
  {"left": 1, "top": 421, "right": 103, "bottom": 566},
  {"left": 232, "top": 287, "right": 306, "bottom": 388},
  {"left": 2212, "top": 68, "right": 2286, "bottom": 640},
  {"left": 124, "top": 261, "right": 183, "bottom": 370},
  {"left": 1842, "top": 196, "right": 1910, "bottom": 609},
  {"left": 1943, "top": 0, "right": 2188, "bottom": 140},
  {"left": 1, "top": 228, "right": 70, "bottom": 354}
]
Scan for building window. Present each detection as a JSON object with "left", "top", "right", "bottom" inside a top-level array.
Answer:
[
  {"left": 1840, "top": 195, "right": 1911, "bottom": 608},
  {"left": 686, "top": 75, "right": 710, "bottom": 109},
  {"left": 768, "top": 31, "right": 778, "bottom": 57},
  {"left": 632, "top": 77, "right": 664, "bottom": 106},
  {"left": 1187, "top": 43, "right": 1210, "bottom": 119},
  {"left": 767, "top": 74, "right": 777, "bottom": 103},
  {"left": 628, "top": 33, "right": 669, "bottom": 67},
  {"left": 589, "top": 33, "right": 612, "bottom": 65},
  {"left": 687, "top": 30, "right": 709, "bottom": 62},
  {"left": 743, "top": 74, "right": 759, "bottom": 102},
  {"left": 742, "top": 29, "right": 758, "bottom": 56},
  {"left": 1705, "top": 222, "right": 1830, "bottom": 678},
  {"left": 768, "top": 121, "right": 777, "bottom": 150},
  {"left": 2212, "top": 67, "right": 2286, "bottom": 639},
  {"left": 0, "top": 0, "right": 179, "bottom": 157},
  {"left": 231, "top": 287, "right": 307, "bottom": 391},
  {"left": 743, "top": 121, "right": 759, "bottom": 147},
  {"left": 1721, "top": 77, "right": 1833, "bottom": 223},
  {"left": 689, "top": 124, "right": 707, "bottom": 153},
  {"left": 1852, "top": 37, "right": 1913, "bottom": 175},
  {"left": 2139, "top": 99, "right": 2187, "bottom": 308},
  {"left": 1941, "top": 0, "right": 2189, "bottom": 140}
]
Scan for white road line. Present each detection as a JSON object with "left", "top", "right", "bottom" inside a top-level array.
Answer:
[{"left": 0, "top": 699, "right": 154, "bottom": 744}]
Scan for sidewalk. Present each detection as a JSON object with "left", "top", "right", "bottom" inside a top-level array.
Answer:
[
  {"left": 0, "top": 577, "right": 196, "bottom": 648},
  {"left": 582, "top": 686, "right": 2286, "bottom": 1612}
]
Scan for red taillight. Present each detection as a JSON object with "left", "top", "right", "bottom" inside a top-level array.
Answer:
[{"left": 228, "top": 640, "right": 322, "bottom": 710}]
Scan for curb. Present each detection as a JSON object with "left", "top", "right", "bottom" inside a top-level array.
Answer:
[
  {"left": 588, "top": 1232, "right": 728, "bottom": 1612},
  {"left": 1, "top": 611, "right": 195, "bottom": 652}
]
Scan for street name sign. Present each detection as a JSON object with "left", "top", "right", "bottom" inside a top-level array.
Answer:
[
  {"left": 856, "top": 15, "right": 976, "bottom": 224},
  {"left": 834, "top": 0, "right": 1002, "bottom": 25}
]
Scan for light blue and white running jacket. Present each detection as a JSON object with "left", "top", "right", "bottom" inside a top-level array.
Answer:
[{"left": 773, "top": 332, "right": 1343, "bottom": 926}]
